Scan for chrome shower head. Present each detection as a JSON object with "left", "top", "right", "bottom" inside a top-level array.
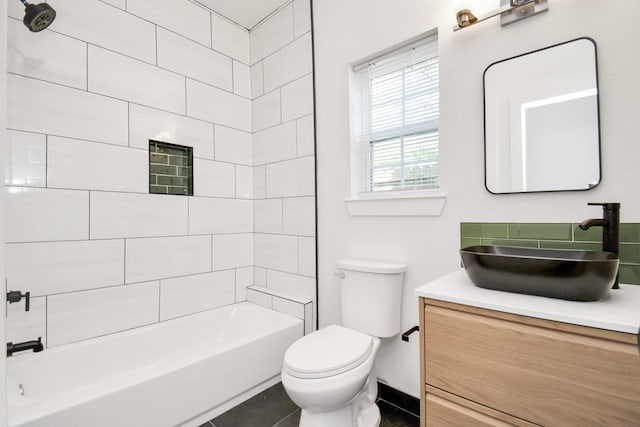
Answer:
[{"left": 21, "top": 0, "right": 56, "bottom": 32}]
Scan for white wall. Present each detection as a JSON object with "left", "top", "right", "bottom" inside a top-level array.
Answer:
[
  {"left": 314, "top": 0, "right": 640, "bottom": 397},
  {"left": 4, "top": 0, "right": 315, "bottom": 350}
]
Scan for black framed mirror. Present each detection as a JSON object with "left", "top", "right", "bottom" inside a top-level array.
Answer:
[{"left": 483, "top": 37, "right": 600, "bottom": 194}]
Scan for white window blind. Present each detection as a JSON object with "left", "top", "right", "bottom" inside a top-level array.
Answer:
[{"left": 350, "top": 34, "right": 439, "bottom": 196}]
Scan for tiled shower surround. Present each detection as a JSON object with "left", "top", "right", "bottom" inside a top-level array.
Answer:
[
  {"left": 5, "top": 0, "right": 315, "bottom": 347},
  {"left": 461, "top": 222, "right": 640, "bottom": 285}
]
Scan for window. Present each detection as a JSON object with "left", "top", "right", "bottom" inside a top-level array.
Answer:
[{"left": 350, "top": 33, "right": 439, "bottom": 196}]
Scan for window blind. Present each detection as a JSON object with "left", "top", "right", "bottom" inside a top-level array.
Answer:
[{"left": 350, "top": 34, "right": 439, "bottom": 195}]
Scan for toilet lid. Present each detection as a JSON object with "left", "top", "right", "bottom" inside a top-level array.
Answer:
[{"left": 283, "top": 325, "right": 373, "bottom": 379}]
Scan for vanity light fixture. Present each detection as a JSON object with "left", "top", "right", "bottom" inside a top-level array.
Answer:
[{"left": 454, "top": 0, "right": 548, "bottom": 31}]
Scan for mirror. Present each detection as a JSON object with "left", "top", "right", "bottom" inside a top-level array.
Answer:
[{"left": 483, "top": 38, "right": 600, "bottom": 194}]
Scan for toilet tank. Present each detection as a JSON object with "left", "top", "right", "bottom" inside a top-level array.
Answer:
[{"left": 336, "top": 259, "right": 406, "bottom": 338}]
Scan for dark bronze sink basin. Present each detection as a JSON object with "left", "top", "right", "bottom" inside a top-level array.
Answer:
[{"left": 460, "top": 246, "right": 619, "bottom": 301}]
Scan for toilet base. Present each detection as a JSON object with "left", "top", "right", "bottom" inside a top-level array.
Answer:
[
  {"left": 299, "top": 403, "right": 380, "bottom": 427},
  {"left": 298, "top": 373, "right": 380, "bottom": 427}
]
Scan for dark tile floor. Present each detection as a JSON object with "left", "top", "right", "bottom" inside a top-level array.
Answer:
[{"left": 200, "top": 382, "right": 419, "bottom": 427}]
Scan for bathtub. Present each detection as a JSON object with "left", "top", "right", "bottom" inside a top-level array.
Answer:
[{"left": 6, "top": 302, "right": 303, "bottom": 427}]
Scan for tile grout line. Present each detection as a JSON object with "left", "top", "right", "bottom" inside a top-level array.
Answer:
[
  {"left": 272, "top": 408, "right": 300, "bottom": 427},
  {"left": 377, "top": 397, "right": 420, "bottom": 419}
]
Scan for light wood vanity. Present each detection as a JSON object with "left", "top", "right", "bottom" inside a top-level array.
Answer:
[{"left": 416, "top": 270, "right": 640, "bottom": 427}]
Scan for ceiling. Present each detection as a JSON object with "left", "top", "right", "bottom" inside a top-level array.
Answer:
[{"left": 193, "top": 0, "right": 289, "bottom": 30}]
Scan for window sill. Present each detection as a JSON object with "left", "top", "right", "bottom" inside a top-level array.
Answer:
[{"left": 344, "top": 191, "right": 447, "bottom": 217}]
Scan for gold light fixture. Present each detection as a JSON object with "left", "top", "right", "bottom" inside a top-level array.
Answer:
[{"left": 454, "top": 0, "right": 548, "bottom": 31}]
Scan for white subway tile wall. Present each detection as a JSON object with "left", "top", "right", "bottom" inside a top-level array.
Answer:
[
  {"left": 129, "top": 104, "right": 215, "bottom": 159},
  {"left": 6, "top": 240, "right": 125, "bottom": 295},
  {"left": 233, "top": 60, "right": 252, "bottom": 98},
  {"left": 262, "top": 33, "right": 312, "bottom": 93},
  {"left": 250, "top": 62, "right": 265, "bottom": 98},
  {"left": 157, "top": 27, "right": 233, "bottom": 92},
  {"left": 252, "top": 89, "right": 282, "bottom": 132},
  {"left": 253, "top": 121, "right": 298, "bottom": 165},
  {"left": 254, "top": 199, "right": 284, "bottom": 234},
  {"left": 5, "top": 187, "right": 89, "bottom": 242},
  {"left": 88, "top": 46, "right": 187, "bottom": 115},
  {"left": 7, "top": 18, "right": 87, "bottom": 89},
  {"left": 7, "top": 74, "right": 129, "bottom": 145},
  {"left": 47, "top": 281, "right": 161, "bottom": 346},
  {"left": 214, "top": 125, "right": 253, "bottom": 165},
  {"left": 211, "top": 13, "right": 251, "bottom": 64},
  {"left": 4, "top": 0, "right": 315, "bottom": 348},
  {"left": 89, "top": 192, "right": 189, "bottom": 239},
  {"left": 160, "top": 271, "right": 236, "bottom": 321},
  {"left": 47, "top": 136, "right": 149, "bottom": 192},
  {"left": 186, "top": 78, "right": 252, "bottom": 131},
  {"left": 235, "top": 266, "right": 255, "bottom": 302},
  {"left": 5, "top": 130, "right": 47, "bottom": 188},
  {"left": 192, "top": 158, "right": 236, "bottom": 198},
  {"left": 249, "top": 5, "right": 294, "bottom": 63}
]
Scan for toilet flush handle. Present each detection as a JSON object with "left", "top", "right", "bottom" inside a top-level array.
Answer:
[{"left": 334, "top": 272, "right": 345, "bottom": 279}]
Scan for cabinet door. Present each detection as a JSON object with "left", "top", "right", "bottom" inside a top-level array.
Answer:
[
  {"left": 424, "top": 303, "right": 640, "bottom": 426},
  {"left": 426, "top": 393, "right": 517, "bottom": 427}
]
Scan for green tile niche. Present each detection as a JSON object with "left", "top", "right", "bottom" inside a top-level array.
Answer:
[
  {"left": 461, "top": 222, "right": 640, "bottom": 285},
  {"left": 149, "top": 140, "right": 193, "bottom": 196}
]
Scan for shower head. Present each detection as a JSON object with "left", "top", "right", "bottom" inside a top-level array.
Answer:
[{"left": 20, "top": 0, "right": 56, "bottom": 32}]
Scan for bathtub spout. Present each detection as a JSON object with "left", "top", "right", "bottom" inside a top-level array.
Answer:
[{"left": 7, "top": 337, "right": 43, "bottom": 357}]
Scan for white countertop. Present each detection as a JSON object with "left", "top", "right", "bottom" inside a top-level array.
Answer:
[{"left": 415, "top": 269, "right": 640, "bottom": 334}]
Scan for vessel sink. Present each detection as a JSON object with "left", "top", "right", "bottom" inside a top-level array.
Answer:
[{"left": 460, "top": 246, "right": 619, "bottom": 301}]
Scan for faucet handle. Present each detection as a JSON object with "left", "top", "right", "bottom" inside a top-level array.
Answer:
[
  {"left": 6, "top": 290, "right": 30, "bottom": 312},
  {"left": 588, "top": 202, "right": 620, "bottom": 209}
]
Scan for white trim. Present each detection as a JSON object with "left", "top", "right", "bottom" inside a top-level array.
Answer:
[{"left": 344, "top": 192, "right": 447, "bottom": 217}]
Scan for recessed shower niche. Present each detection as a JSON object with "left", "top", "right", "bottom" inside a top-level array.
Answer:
[{"left": 148, "top": 140, "right": 193, "bottom": 196}]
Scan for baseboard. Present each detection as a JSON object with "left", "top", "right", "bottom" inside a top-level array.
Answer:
[{"left": 377, "top": 382, "right": 420, "bottom": 417}]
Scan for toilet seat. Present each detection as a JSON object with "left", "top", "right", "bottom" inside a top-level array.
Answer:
[{"left": 284, "top": 325, "right": 373, "bottom": 379}]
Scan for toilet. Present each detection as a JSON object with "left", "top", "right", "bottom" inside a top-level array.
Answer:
[{"left": 281, "top": 259, "right": 406, "bottom": 427}]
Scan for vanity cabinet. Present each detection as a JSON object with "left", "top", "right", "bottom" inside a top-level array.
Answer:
[{"left": 419, "top": 298, "right": 640, "bottom": 426}]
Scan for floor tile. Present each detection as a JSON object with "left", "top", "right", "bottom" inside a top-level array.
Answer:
[
  {"left": 211, "top": 382, "right": 298, "bottom": 427},
  {"left": 378, "top": 400, "right": 420, "bottom": 427},
  {"left": 208, "top": 382, "right": 420, "bottom": 427},
  {"left": 273, "top": 409, "right": 301, "bottom": 427}
]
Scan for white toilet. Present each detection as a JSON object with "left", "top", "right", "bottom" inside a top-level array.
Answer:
[{"left": 281, "top": 259, "right": 406, "bottom": 427}]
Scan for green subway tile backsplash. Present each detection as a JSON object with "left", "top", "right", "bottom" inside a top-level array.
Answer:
[
  {"left": 539, "top": 241, "right": 602, "bottom": 251},
  {"left": 461, "top": 237, "right": 482, "bottom": 248},
  {"left": 620, "top": 223, "right": 640, "bottom": 243},
  {"left": 480, "top": 239, "right": 539, "bottom": 248},
  {"left": 460, "top": 223, "right": 508, "bottom": 238},
  {"left": 167, "top": 186, "right": 189, "bottom": 195},
  {"left": 169, "top": 156, "right": 189, "bottom": 167},
  {"left": 508, "top": 223, "right": 572, "bottom": 240},
  {"left": 150, "top": 164, "right": 178, "bottom": 176},
  {"left": 573, "top": 224, "right": 602, "bottom": 242},
  {"left": 619, "top": 264, "right": 640, "bottom": 285},
  {"left": 150, "top": 153, "right": 168, "bottom": 164},
  {"left": 619, "top": 243, "right": 640, "bottom": 265},
  {"left": 157, "top": 176, "right": 189, "bottom": 187},
  {"left": 461, "top": 222, "right": 640, "bottom": 285}
]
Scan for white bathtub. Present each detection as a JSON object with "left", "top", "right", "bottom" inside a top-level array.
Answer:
[{"left": 6, "top": 302, "right": 303, "bottom": 427}]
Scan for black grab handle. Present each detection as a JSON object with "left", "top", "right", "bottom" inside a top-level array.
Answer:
[{"left": 401, "top": 326, "right": 420, "bottom": 342}]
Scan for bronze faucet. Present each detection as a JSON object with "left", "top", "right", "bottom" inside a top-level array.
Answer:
[{"left": 579, "top": 202, "right": 620, "bottom": 289}]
